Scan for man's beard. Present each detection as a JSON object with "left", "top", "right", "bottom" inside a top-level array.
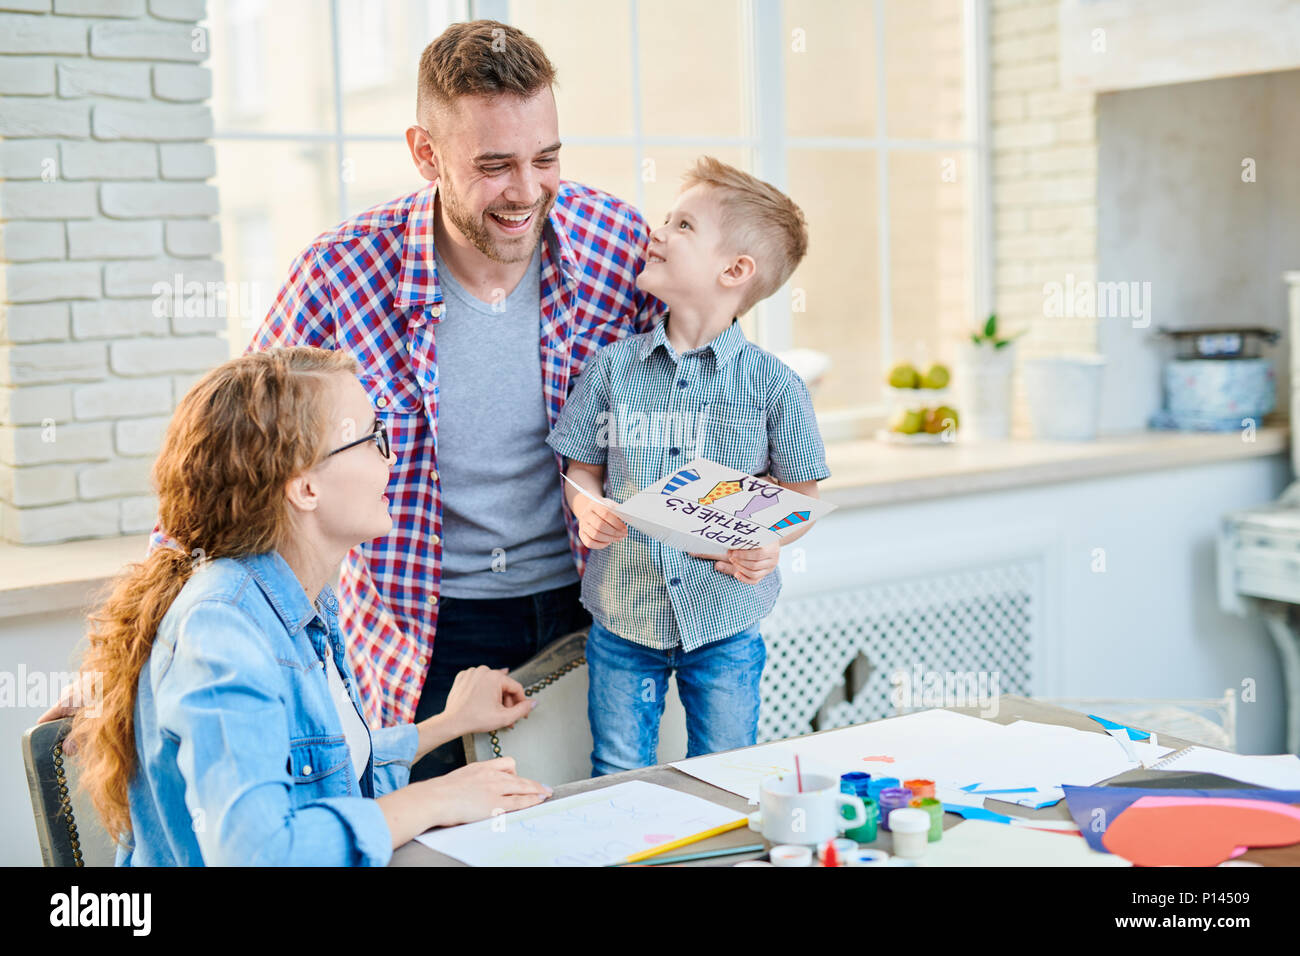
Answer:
[{"left": 440, "top": 177, "right": 553, "bottom": 264}]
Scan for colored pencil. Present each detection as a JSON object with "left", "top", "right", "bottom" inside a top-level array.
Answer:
[
  {"left": 606, "top": 843, "right": 767, "bottom": 867},
  {"left": 621, "top": 817, "right": 749, "bottom": 863}
]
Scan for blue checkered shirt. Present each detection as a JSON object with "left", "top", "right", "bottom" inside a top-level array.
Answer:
[{"left": 546, "top": 315, "right": 830, "bottom": 651}]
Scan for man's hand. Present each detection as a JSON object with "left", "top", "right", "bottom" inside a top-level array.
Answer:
[
  {"left": 573, "top": 494, "right": 629, "bottom": 550},
  {"left": 690, "top": 542, "right": 781, "bottom": 584},
  {"left": 441, "top": 665, "right": 535, "bottom": 736}
]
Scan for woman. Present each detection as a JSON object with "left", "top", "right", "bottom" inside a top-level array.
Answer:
[{"left": 66, "top": 346, "right": 551, "bottom": 865}]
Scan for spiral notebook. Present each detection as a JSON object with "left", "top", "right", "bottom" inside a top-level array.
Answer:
[{"left": 1148, "top": 747, "right": 1300, "bottom": 790}]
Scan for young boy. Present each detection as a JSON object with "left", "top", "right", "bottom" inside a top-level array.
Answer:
[{"left": 546, "top": 156, "right": 830, "bottom": 775}]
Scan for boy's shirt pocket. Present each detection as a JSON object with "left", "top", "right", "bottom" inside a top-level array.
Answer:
[{"left": 695, "top": 400, "right": 770, "bottom": 476}]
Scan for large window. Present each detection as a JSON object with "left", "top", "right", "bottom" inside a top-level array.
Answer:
[
  {"left": 209, "top": 0, "right": 989, "bottom": 432},
  {"left": 208, "top": 0, "right": 468, "bottom": 348}
]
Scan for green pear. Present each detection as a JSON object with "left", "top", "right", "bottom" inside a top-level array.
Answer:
[
  {"left": 891, "top": 407, "right": 925, "bottom": 434},
  {"left": 887, "top": 362, "right": 920, "bottom": 389},
  {"left": 921, "top": 363, "right": 950, "bottom": 389}
]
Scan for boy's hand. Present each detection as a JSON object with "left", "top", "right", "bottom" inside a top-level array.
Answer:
[
  {"left": 573, "top": 494, "right": 629, "bottom": 550},
  {"left": 692, "top": 542, "right": 781, "bottom": 584}
]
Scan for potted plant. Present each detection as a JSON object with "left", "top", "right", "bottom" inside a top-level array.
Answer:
[{"left": 956, "top": 313, "right": 1022, "bottom": 440}]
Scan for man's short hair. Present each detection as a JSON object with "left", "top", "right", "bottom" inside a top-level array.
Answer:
[
  {"left": 417, "top": 19, "right": 558, "bottom": 126},
  {"left": 681, "top": 156, "right": 809, "bottom": 315}
]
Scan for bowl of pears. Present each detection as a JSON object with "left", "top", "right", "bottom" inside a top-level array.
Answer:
[{"left": 878, "top": 362, "right": 960, "bottom": 444}]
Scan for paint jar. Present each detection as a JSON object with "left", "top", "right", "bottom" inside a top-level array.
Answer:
[
  {"left": 903, "top": 778, "right": 935, "bottom": 799},
  {"left": 867, "top": 776, "right": 901, "bottom": 803},
  {"left": 840, "top": 773, "right": 878, "bottom": 842},
  {"left": 818, "top": 838, "right": 858, "bottom": 866},
  {"left": 843, "top": 797, "right": 878, "bottom": 843},
  {"left": 840, "top": 772, "right": 872, "bottom": 799},
  {"left": 888, "top": 808, "right": 931, "bottom": 860},
  {"left": 848, "top": 849, "right": 891, "bottom": 866},
  {"left": 769, "top": 844, "right": 812, "bottom": 867},
  {"left": 910, "top": 796, "right": 944, "bottom": 841},
  {"left": 878, "top": 787, "right": 914, "bottom": 831}
]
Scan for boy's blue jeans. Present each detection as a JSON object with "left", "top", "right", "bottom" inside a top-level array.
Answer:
[{"left": 586, "top": 618, "right": 766, "bottom": 776}]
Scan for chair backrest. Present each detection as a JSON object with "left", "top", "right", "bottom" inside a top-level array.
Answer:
[
  {"left": 22, "top": 718, "right": 116, "bottom": 867},
  {"left": 462, "top": 628, "right": 688, "bottom": 786},
  {"left": 1037, "top": 691, "right": 1238, "bottom": 751}
]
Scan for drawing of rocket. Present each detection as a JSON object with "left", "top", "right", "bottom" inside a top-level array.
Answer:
[{"left": 770, "top": 511, "right": 810, "bottom": 531}]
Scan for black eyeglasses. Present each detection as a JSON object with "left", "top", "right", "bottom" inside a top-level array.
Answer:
[{"left": 327, "top": 418, "right": 390, "bottom": 460}]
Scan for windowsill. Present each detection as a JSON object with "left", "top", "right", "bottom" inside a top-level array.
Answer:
[
  {"left": 0, "top": 426, "right": 1289, "bottom": 622},
  {"left": 0, "top": 535, "right": 150, "bottom": 621},
  {"left": 821, "top": 424, "right": 1290, "bottom": 509}
]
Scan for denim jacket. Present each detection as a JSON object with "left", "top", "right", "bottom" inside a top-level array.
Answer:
[{"left": 117, "top": 549, "right": 418, "bottom": 866}]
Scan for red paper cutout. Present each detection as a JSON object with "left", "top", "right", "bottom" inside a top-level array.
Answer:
[{"left": 1102, "top": 796, "right": 1300, "bottom": 866}]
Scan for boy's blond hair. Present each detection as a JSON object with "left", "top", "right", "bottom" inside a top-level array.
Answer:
[{"left": 681, "top": 156, "right": 808, "bottom": 315}]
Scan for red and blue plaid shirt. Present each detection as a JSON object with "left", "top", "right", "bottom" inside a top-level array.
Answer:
[{"left": 151, "top": 179, "right": 664, "bottom": 728}]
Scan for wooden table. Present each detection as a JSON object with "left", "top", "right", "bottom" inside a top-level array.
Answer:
[{"left": 390, "top": 694, "right": 1296, "bottom": 866}]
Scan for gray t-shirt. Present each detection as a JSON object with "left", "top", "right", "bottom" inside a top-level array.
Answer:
[{"left": 433, "top": 241, "right": 578, "bottom": 598}]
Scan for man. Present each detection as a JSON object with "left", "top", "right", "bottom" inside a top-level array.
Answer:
[{"left": 150, "top": 19, "right": 665, "bottom": 780}]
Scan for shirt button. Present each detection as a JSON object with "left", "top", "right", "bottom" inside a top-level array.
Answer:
[
  {"left": 302, "top": 765, "right": 313, "bottom": 776},
  {"left": 677, "top": 379, "right": 687, "bottom": 388},
  {"left": 430, "top": 304, "right": 443, "bottom": 317},
  {"left": 430, "top": 534, "right": 440, "bottom": 545},
  {"left": 430, "top": 469, "right": 439, "bottom": 482},
  {"left": 427, "top": 595, "right": 438, "bottom": 606},
  {"left": 669, "top": 447, "right": 679, "bottom": 456},
  {"left": 670, "top": 577, "right": 681, "bottom": 586},
  {"left": 376, "top": 396, "right": 389, "bottom": 408}
]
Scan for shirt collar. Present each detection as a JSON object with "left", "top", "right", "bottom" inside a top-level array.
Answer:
[
  {"left": 637, "top": 312, "right": 747, "bottom": 368},
  {"left": 395, "top": 180, "right": 579, "bottom": 312},
  {"left": 235, "top": 549, "right": 335, "bottom": 637}
]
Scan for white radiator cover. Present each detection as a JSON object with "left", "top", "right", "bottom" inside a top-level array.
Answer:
[{"left": 758, "top": 558, "right": 1042, "bottom": 742}]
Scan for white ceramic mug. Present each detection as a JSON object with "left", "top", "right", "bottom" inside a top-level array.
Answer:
[{"left": 748, "top": 773, "right": 867, "bottom": 846}]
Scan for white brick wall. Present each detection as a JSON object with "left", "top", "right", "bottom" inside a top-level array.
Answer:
[
  {"left": 990, "top": 0, "right": 1100, "bottom": 435},
  {"left": 0, "top": 1, "right": 221, "bottom": 545}
]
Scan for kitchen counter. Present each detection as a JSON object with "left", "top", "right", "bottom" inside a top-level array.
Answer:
[{"left": 0, "top": 425, "right": 1289, "bottom": 620}]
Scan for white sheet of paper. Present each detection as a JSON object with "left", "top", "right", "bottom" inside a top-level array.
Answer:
[
  {"left": 671, "top": 709, "right": 1174, "bottom": 804},
  {"left": 669, "top": 742, "right": 804, "bottom": 804},
  {"left": 413, "top": 780, "right": 744, "bottom": 867},
  {"left": 1147, "top": 746, "right": 1300, "bottom": 790},
  {"left": 918, "top": 820, "right": 1129, "bottom": 867}
]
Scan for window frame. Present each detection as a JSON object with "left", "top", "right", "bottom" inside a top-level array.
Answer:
[{"left": 210, "top": 0, "right": 990, "bottom": 438}]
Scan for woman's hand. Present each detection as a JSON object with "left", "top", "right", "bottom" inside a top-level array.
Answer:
[
  {"left": 425, "top": 757, "right": 552, "bottom": 828},
  {"left": 34, "top": 673, "right": 102, "bottom": 754},
  {"left": 442, "top": 665, "right": 535, "bottom": 736}
]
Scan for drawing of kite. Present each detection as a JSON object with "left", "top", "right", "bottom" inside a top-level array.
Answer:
[{"left": 660, "top": 467, "right": 701, "bottom": 495}]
